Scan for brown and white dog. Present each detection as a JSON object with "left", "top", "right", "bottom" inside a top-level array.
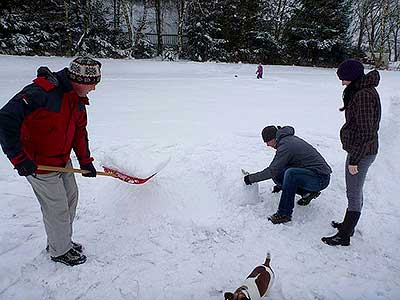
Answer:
[{"left": 224, "top": 253, "right": 275, "bottom": 300}]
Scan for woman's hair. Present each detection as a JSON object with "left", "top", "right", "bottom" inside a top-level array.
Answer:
[{"left": 339, "top": 78, "right": 361, "bottom": 111}]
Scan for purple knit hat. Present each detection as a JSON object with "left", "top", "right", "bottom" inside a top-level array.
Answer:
[{"left": 337, "top": 59, "right": 364, "bottom": 81}]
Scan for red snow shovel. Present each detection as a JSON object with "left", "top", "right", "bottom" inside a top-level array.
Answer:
[
  {"left": 37, "top": 165, "right": 157, "bottom": 184},
  {"left": 102, "top": 166, "right": 157, "bottom": 184}
]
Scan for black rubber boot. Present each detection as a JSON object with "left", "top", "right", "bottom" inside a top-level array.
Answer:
[
  {"left": 331, "top": 220, "right": 355, "bottom": 237},
  {"left": 322, "top": 211, "right": 361, "bottom": 246},
  {"left": 321, "top": 232, "right": 350, "bottom": 246}
]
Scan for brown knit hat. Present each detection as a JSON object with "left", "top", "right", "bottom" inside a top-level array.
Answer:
[{"left": 67, "top": 56, "right": 101, "bottom": 85}]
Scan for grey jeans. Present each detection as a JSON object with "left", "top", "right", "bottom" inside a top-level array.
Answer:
[
  {"left": 345, "top": 154, "right": 376, "bottom": 212},
  {"left": 27, "top": 160, "right": 78, "bottom": 256}
]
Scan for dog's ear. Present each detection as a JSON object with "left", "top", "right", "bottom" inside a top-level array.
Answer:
[
  {"left": 238, "top": 292, "right": 250, "bottom": 300},
  {"left": 224, "top": 292, "right": 234, "bottom": 300}
]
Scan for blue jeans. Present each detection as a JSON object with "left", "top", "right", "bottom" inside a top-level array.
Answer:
[{"left": 272, "top": 168, "right": 330, "bottom": 216}]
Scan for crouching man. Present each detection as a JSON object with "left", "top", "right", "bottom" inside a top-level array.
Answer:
[
  {"left": 243, "top": 125, "right": 332, "bottom": 224},
  {"left": 0, "top": 57, "right": 101, "bottom": 266}
]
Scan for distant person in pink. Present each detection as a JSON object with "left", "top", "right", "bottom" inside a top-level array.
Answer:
[{"left": 256, "top": 64, "right": 263, "bottom": 79}]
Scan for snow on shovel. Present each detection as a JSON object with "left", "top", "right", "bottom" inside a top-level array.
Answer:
[
  {"left": 102, "top": 166, "right": 156, "bottom": 184},
  {"left": 37, "top": 165, "right": 157, "bottom": 184},
  {"left": 101, "top": 156, "right": 170, "bottom": 184}
]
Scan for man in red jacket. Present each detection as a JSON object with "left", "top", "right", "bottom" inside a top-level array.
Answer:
[{"left": 0, "top": 57, "right": 101, "bottom": 266}]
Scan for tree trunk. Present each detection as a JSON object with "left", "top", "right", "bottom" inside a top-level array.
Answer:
[
  {"left": 377, "top": 0, "right": 389, "bottom": 68},
  {"left": 64, "top": 0, "right": 73, "bottom": 56},
  {"left": 356, "top": 18, "right": 365, "bottom": 54},
  {"left": 355, "top": 0, "right": 366, "bottom": 54},
  {"left": 122, "top": 2, "right": 134, "bottom": 54},
  {"left": 387, "top": 32, "right": 392, "bottom": 61},
  {"left": 365, "top": 2, "right": 380, "bottom": 65},
  {"left": 114, "top": 0, "right": 120, "bottom": 32},
  {"left": 392, "top": 0, "right": 400, "bottom": 61},
  {"left": 274, "top": 0, "right": 283, "bottom": 40},
  {"left": 155, "top": 0, "right": 163, "bottom": 56},
  {"left": 394, "top": 27, "right": 399, "bottom": 61},
  {"left": 134, "top": 0, "right": 149, "bottom": 49},
  {"left": 177, "top": 0, "right": 186, "bottom": 57},
  {"left": 84, "top": 0, "right": 91, "bottom": 34}
]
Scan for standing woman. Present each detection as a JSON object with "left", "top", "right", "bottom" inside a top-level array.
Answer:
[{"left": 322, "top": 59, "right": 381, "bottom": 246}]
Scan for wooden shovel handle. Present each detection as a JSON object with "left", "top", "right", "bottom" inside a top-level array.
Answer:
[{"left": 37, "top": 165, "right": 116, "bottom": 177}]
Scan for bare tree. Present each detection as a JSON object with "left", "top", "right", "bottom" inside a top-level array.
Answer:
[
  {"left": 121, "top": 0, "right": 149, "bottom": 56},
  {"left": 351, "top": 0, "right": 372, "bottom": 55},
  {"left": 363, "top": 0, "right": 390, "bottom": 67},
  {"left": 122, "top": 0, "right": 135, "bottom": 52},
  {"left": 134, "top": 0, "right": 149, "bottom": 50},
  {"left": 388, "top": 0, "right": 400, "bottom": 61},
  {"left": 377, "top": 0, "right": 390, "bottom": 67}
]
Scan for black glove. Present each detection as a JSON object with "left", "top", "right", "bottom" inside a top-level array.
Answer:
[
  {"left": 15, "top": 157, "right": 37, "bottom": 176},
  {"left": 272, "top": 185, "right": 282, "bottom": 193},
  {"left": 80, "top": 162, "right": 97, "bottom": 177},
  {"left": 243, "top": 175, "right": 252, "bottom": 185}
]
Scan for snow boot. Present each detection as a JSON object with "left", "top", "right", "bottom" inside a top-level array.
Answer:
[
  {"left": 51, "top": 248, "right": 87, "bottom": 266},
  {"left": 322, "top": 211, "right": 361, "bottom": 246},
  {"left": 321, "top": 232, "right": 350, "bottom": 246},
  {"left": 268, "top": 212, "right": 291, "bottom": 224},
  {"left": 297, "top": 191, "right": 321, "bottom": 206},
  {"left": 331, "top": 221, "right": 355, "bottom": 237}
]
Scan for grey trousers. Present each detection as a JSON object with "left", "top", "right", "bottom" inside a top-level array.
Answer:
[
  {"left": 345, "top": 154, "right": 377, "bottom": 212},
  {"left": 27, "top": 160, "right": 78, "bottom": 257}
]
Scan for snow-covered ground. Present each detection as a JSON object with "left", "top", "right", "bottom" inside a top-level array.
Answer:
[{"left": 1, "top": 56, "right": 399, "bottom": 300}]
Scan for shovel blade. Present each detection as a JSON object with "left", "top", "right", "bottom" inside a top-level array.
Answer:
[{"left": 102, "top": 166, "right": 157, "bottom": 184}]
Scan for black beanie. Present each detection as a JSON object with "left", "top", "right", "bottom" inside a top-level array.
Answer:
[
  {"left": 337, "top": 59, "right": 364, "bottom": 81},
  {"left": 261, "top": 126, "right": 278, "bottom": 142}
]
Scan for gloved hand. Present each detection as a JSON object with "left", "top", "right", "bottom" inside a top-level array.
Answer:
[
  {"left": 80, "top": 162, "right": 97, "bottom": 177},
  {"left": 272, "top": 185, "right": 282, "bottom": 193},
  {"left": 15, "top": 157, "right": 37, "bottom": 176},
  {"left": 243, "top": 175, "right": 252, "bottom": 185}
]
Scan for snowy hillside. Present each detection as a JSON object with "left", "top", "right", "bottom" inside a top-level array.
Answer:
[{"left": 0, "top": 56, "right": 399, "bottom": 300}]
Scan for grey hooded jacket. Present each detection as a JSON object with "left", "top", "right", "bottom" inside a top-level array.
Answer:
[{"left": 248, "top": 126, "right": 332, "bottom": 183}]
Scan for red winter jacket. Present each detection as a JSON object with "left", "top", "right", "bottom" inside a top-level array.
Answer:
[{"left": 0, "top": 67, "right": 93, "bottom": 173}]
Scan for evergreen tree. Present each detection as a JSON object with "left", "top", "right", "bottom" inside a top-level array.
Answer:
[
  {"left": 250, "top": 0, "right": 284, "bottom": 64},
  {"left": 185, "top": 0, "right": 226, "bottom": 61},
  {"left": 221, "top": 0, "right": 259, "bottom": 62},
  {"left": 283, "top": 0, "right": 352, "bottom": 66},
  {"left": 0, "top": 0, "right": 128, "bottom": 57}
]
